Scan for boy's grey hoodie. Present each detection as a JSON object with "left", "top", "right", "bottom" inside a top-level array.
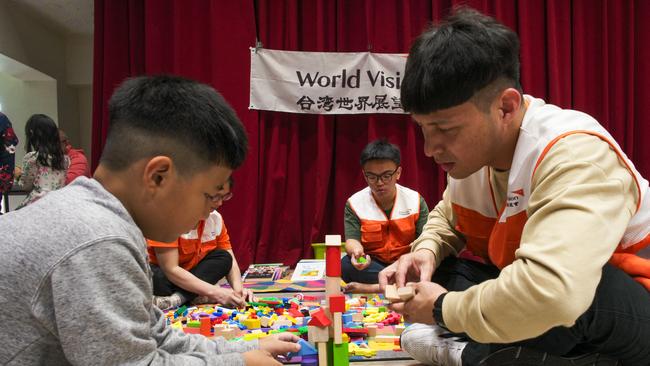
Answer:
[{"left": 0, "top": 177, "right": 257, "bottom": 365}]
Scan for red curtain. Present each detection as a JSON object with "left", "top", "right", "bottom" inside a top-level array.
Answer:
[{"left": 93, "top": 0, "right": 650, "bottom": 270}]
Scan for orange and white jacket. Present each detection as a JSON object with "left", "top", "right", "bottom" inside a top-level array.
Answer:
[
  {"left": 413, "top": 96, "right": 650, "bottom": 343},
  {"left": 147, "top": 211, "right": 232, "bottom": 271},
  {"left": 348, "top": 184, "right": 422, "bottom": 263}
]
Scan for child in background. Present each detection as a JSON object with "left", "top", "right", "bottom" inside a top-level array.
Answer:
[
  {"left": 148, "top": 176, "right": 253, "bottom": 309},
  {"left": 13, "top": 114, "right": 68, "bottom": 209},
  {"left": 59, "top": 128, "right": 90, "bottom": 184},
  {"left": 342, "top": 139, "right": 429, "bottom": 293}
]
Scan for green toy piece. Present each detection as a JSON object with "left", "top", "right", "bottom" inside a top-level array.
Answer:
[
  {"left": 328, "top": 340, "right": 349, "bottom": 366},
  {"left": 356, "top": 256, "right": 367, "bottom": 264}
]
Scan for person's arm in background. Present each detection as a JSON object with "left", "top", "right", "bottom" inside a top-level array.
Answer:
[
  {"left": 14, "top": 152, "right": 38, "bottom": 191},
  {"left": 154, "top": 246, "right": 246, "bottom": 308},
  {"left": 415, "top": 195, "right": 430, "bottom": 238},
  {"left": 225, "top": 249, "right": 253, "bottom": 302},
  {"left": 344, "top": 201, "right": 370, "bottom": 269},
  {"left": 217, "top": 220, "right": 254, "bottom": 302}
]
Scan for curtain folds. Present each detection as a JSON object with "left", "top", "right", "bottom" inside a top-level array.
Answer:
[{"left": 93, "top": 0, "right": 650, "bottom": 269}]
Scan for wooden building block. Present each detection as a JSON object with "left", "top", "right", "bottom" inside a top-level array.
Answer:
[
  {"left": 385, "top": 284, "right": 400, "bottom": 302},
  {"left": 328, "top": 294, "right": 346, "bottom": 313},
  {"left": 308, "top": 325, "right": 329, "bottom": 343},
  {"left": 326, "top": 276, "right": 341, "bottom": 296},
  {"left": 397, "top": 286, "right": 415, "bottom": 301},
  {"left": 351, "top": 312, "right": 364, "bottom": 322},
  {"left": 318, "top": 342, "right": 327, "bottom": 366},
  {"left": 394, "top": 324, "right": 406, "bottom": 335},
  {"left": 333, "top": 312, "right": 343, "bottom": 344},
  {"left": 366, "top": 324, "right": 378, "bottom": 337},
  {"left": 325, "top": 235, "right": 342, "bottom": 246}
]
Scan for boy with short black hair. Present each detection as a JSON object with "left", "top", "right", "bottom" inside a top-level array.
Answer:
[
  {"left": 0, "top": 75, "right": 299, "bottom": 365},
  {"left": 148, "top": 176, "right": 253, "bottom": 309},
  {"left": 343, "top": 139, "right": 429, "bottom": 293}
]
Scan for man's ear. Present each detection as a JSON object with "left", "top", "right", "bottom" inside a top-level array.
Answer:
[
  {"left": 498, "top": 88, "right": 522, "bottom": 123},
  {"left": 142, "top": 156, "right": 174, "bottom": 191}
]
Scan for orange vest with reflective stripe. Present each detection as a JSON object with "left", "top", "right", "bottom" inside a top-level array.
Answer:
[
  {"left": 449, "top": 96, "right": 650, "bottom": 290},
  {"left": 348, "top": 184, "right": 421, "bottom": 263},
  {"left": 147, "top": 211, "right": 231, "bottom": 271}
]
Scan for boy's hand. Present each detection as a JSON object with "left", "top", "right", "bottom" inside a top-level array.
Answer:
[
  {"left": 258, "top": 333, "right": 300, "bottom": 356},
  {"left": 351, "top": 253, "right": 371, "bottom": 270},
  {"left": 234, "top": 287, "right": 256, "bottom": 303},
  {"left": 242, "top": 350, "right": 282, "bottom": 366},
  {"left": 207, "top": 287, "right": 246, "bottom": 308}
]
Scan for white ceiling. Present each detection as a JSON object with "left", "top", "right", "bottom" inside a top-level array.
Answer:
[{"left": 10, "top": 0, "right": 93, "bottom": 36}]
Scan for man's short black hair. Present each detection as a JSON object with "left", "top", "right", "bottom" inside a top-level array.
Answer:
[
  {"left": 360, "top": 139, "right": 401, "bottom": 166},
  {"left": 100, "top": 75, "right": 248, "bottom": 175},
  {"left": 401, "top": 7, "right": 522, "bottom": 114}
]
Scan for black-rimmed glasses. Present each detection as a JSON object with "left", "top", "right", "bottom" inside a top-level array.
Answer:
[{"left": 364, "top": 166, "right": 399, "bottom": 184}]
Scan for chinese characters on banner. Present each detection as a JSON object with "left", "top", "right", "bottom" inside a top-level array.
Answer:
[{"left": 249, "top": 48, "right": 408, "bottom": 115}]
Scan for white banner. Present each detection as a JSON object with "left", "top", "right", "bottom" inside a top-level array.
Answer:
[{"left": 249, "top": 48, "right": 407, "bottom": 115}]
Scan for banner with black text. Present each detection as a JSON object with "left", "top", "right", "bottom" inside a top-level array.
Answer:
[{"left": 250, "top": 48, "right": 407, "bottom": 115}]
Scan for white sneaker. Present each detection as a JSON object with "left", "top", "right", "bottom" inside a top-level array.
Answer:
[{"left": 400, "top": 323, "right": 466, "bottom": 366}]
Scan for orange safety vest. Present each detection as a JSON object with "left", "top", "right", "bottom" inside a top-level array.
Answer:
[
  {"left": 449, "top": 96, "right": 650, "bottom": 290},
  {"left": 147, "top": 211, "right": 231, "bottom": 271},
  {"left": 348, "top": 184, "right": 421, "bottom": 263}
]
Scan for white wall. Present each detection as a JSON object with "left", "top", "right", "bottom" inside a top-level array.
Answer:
[{"left": 0, "top": 1, "right": 92, "bottom": 160}]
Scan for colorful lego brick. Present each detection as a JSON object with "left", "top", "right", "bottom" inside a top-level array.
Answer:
[
  {"left": 200, "top": 317, "right": 212, "bottom": 336},
  {"left": 174, "top": 305, "right": 188, "bottom": 317},
  {"left": 242, "top": 317, "right": 261, "bottom": 329}
]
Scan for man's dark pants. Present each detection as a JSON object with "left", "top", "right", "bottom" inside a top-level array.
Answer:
[{"left": 433, "top": 257, "right": 650, "bottom": 365}]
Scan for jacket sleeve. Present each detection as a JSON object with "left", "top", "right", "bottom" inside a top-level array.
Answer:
[
  {"left": 411, "top": 185, "right": 466, "bottom": 268},
  {"left": 37, "top": 239, "right": 258, "bottom": 365}
]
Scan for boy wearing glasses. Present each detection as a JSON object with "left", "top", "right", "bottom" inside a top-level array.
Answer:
[
  {"left": 343, "top": 139, "right": 429, "bottom": 293},
  {"left": 148, "top": 176, "right": 253, "bottom": 309}
]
